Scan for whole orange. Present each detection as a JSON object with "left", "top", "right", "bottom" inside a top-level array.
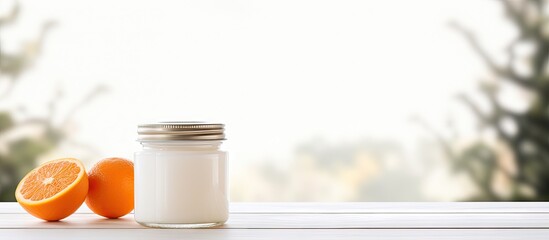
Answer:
[
  {"left": 85, "top": 157, "right": 134, "bottom": 219},
  {"left": 15, "top": 158, "right": 88, "bottom": 221}
]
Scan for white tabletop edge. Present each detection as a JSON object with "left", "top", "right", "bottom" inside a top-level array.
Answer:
[{"left": 1, "top": 202, "right": 549, "bottom": 214}]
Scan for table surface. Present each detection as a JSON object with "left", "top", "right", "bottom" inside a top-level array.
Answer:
[{"left": 1, "top": 202, "right": 549, "bottom": 239}]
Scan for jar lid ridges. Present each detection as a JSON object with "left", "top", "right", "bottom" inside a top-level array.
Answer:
[{"left": 138, "top": 122, "right": 225, "bottom": 141}]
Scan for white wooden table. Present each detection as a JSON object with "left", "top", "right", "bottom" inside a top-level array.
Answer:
[{"left": 1, "top": 202, "right": 549, "bottom": 239}]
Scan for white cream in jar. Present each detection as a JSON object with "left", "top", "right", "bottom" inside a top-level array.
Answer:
[{"left": 134, "top": 122, "right": 228, "bottom": 228}]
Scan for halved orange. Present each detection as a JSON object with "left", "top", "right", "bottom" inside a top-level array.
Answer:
[{"left": 15, "top": 158, "right": 88, "bottom": 221}]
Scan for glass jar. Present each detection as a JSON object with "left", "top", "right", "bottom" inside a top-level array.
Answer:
[{"left": 134, "top": 122, "right": 228, "bottom": 228}]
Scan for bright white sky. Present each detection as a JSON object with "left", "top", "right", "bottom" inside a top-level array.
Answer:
[{"left": 1, "top": 0, "right": 513, "bottom": 174}]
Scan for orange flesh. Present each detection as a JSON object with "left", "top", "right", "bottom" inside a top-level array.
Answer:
[{"left": 19, "top": 161, "right": 80, "bottom": 201}]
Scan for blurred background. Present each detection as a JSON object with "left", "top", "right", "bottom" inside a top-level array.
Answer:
[{"left": 1, "top": 0, "right": 548, "bottom": 201}]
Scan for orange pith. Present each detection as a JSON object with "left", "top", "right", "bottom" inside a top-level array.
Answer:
[
  {"left": 19, "top": 161, "right": 80, "bottom": 201},
  {"left": 15, "top": 158, "right": 88, "bottom": 221}
]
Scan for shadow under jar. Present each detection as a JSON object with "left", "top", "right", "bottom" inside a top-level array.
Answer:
[{"left": 134, "top": 122, "right": 228, "bottom": 228}]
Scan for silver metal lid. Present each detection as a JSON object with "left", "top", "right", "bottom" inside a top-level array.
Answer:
[{"left": 137, "top": 122, "right": 225, "bottom": 141}]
